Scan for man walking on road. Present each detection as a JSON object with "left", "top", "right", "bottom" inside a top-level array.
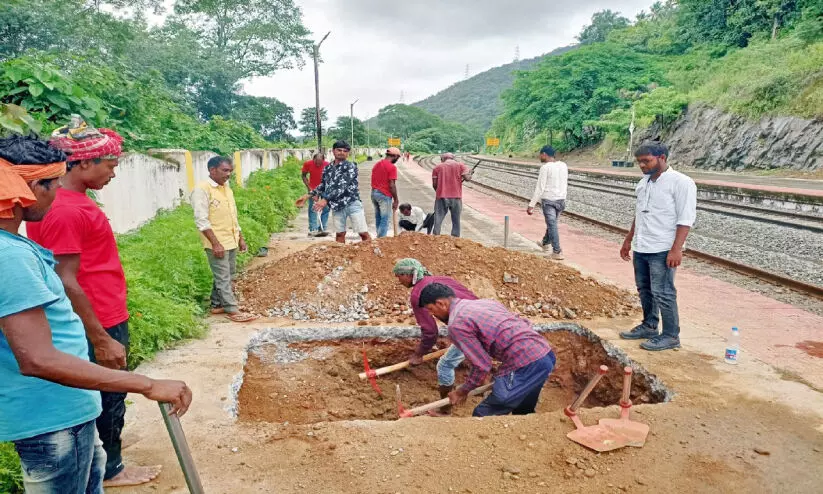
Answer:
[
  {"left": 419, "top": 283, "right": 556, "bottom": 417},
  {"left": 301, "top": 153, "right": 330, "bottom": 236},
  {"left": 311, "top": 140, "right": 372, "bottom": 244},
  {"left": 0, "top": 134, "right": 191, "bottom": 494},
  {"left": 527, "top": 145, "right": 568, "bottom": 260},
  {"left": 397, "top": 203, "right": 434, "bottom": 234},
  {"left": 619, "top": 143, "right": 696, "bottom": 351},
  {"left": 191, "top": 156, "right": 258, "bottom": 323},
  {"left": 393, "top": 259, "right": 478, "bottom": 416},
  {"left": 432, "top": 152, "right": 472, "bottom": 237},
  {"left": 28, "top": 119, "right": 160, "bottom": 487},
  {"left": 370, "top": 147, "right": 400, "bottom": 237}
]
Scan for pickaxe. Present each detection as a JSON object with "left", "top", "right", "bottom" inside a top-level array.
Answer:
[
  {"left": 395, "top": 382, "right": 494, "bottom": 418},
  {"left": 360, "top": 348, "right": 448, "bottom": 396}
]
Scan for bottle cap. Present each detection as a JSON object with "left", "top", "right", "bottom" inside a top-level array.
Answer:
[{"left": 732, "top": 326, "right": 739, "bottom": 331}]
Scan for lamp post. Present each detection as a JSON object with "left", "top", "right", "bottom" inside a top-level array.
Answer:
[
  {"left": 350, "top": 98, "right": 359, "bottom": 149},
  {"left": 312, "top": 31, "right": 331, "bottom": 153}
]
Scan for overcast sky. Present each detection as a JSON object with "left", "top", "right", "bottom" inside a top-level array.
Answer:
[{"left": 242, "top": 0, "right": 653, "bottom": 127}]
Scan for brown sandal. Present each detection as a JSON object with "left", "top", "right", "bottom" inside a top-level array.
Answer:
[
  {"left": 210, "top": 307, "right": 226, "bottom": 315},
  {"left": 226, "top": 312, "right": 259, "bottom": 323}
]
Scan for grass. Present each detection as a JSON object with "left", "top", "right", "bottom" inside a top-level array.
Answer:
[{"left": 0, "top": 158, "right": 304, "bottom": 494}]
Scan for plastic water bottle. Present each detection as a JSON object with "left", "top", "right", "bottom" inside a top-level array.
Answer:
[{"left": 724, "top": 327, "right": 740, "bottom": 365}]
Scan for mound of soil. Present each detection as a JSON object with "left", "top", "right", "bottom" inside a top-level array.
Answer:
[{"left": 238, "top": 234, "right": 636, "bottom": 323}]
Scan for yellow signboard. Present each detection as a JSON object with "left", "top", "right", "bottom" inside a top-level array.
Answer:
[
  {"left": 388, "top": 138, "right": 401, "bottom": 146},
  {"left": 486, "top": 137, "right": 500, "bottom": 147}
]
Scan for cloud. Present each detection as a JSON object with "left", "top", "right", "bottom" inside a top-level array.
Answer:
[{"left": 243, "top": 0, "right": 653, "bottom": 132}]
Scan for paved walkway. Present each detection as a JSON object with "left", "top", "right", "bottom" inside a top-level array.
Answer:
[
  {"left": 474, "top": 154, "right": 823, "bottom": 197},
  {"left": 377, "top": 159, "right": 823, "bottom": 393}
]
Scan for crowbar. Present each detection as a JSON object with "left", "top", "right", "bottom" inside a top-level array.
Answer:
[{"left": 158, "top": 402, "right": 205, "bottom": 494}]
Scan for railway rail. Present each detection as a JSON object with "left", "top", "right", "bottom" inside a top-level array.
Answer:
[{"left": 416, "top": 155, "right": 823, "bottom": 300}]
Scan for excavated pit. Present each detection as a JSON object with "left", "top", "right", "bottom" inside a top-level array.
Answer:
[{"left": 235, "top": 324, "right": 671, "bottom": 424}]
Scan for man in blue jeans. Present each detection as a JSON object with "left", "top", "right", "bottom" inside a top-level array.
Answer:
[
  {"left": 370, "top": 147, "right": 400, "bottom": 237},
  {"left": 619, "top": 143, "right": 697, "bottom": 351},
  {"left": 311, "top": 141, "right": 372, "bottom": 244},
  {"left": 301, "top": 153, "right": 330, "bottom": 236},
  {"left": 0, "top": 134, "right": 191, "bottom": 494},
  {"left": 527, "top": 145, "right": 568, "bottom": 260}
]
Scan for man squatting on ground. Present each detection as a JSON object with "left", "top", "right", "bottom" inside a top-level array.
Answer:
[
  {"left": 301, "top": 153, "right": 330, "bottom": 236},
  {"left": 0, "top": 134, "right": 192, "bottom": 494},
  {"left": 27, "top": 118, "right": 159, "bottom": 487},
  {"left": 431, "top": 152, "right": 472, "bottom": 237},
  {"left": 191, "top": 155, "right": 258, "bottom": 323},
  {"left": 527, "top": 145, "right": 568, "bottom": 260},
  {"left": 370, "top": 147, "right": 400, "bottom": 238},
  {"left": 393, "top": 259, "right": 478, "bottom": 415},
  {"left": 619, "top": 142, "right": 697, "bottom": 352},
  {"left": 419, "top": 283, "right": 556, "bottom": 416},
  {"left": 397, "top": 203, "right": 434, "bottom": 234},
  {"left": 310, "top": 140, "right": 372, "bottom": 243}
]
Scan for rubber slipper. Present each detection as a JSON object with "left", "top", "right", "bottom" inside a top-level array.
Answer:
[
  {"left": 210, "top": 307, "right": 226, "bottom": 315},
  {"left": 226, "top": 312, "right": 259, "bottom": 323}
]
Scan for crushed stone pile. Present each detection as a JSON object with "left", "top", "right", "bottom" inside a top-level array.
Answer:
[{"left": 237, "top": 234, "right": 637, "bottom": 324}]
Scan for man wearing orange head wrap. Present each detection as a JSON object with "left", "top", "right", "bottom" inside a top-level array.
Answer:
[
  {"left": 29, "top": 117, "right": 162, "bottom": 487},
  {"left": 0, "top": 134, "right": 191, "bottom": 494}
]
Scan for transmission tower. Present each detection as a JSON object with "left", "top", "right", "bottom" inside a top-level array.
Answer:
[
  {"left": 464, "top": 64, "right": 470, "bottom": 79},
  {"left": 514, "top": 45, "right": 520, "bottom": 62},
  {"left": 399, "top": 90, "right": 405, "bottom": 104}
]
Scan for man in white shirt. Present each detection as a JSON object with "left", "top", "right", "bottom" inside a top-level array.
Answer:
[
  {"left": 398, "top": 203, "right": 434, "bottom": 234},
  {"left": 527, "top": 146, "right": 569, "bottom": 260},
  {"left": 619, "top": 143, "right": 697, "bottom": 351}
]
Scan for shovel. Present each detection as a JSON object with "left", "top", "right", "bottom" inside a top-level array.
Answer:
[
  {"left": 598, "top": 366, "right": 650, "bottom": 447},
  {"left": 396, "top": 382, "right": 493, "bottom": 418},
  {"left": 563, "top": 365, "right": 630, "bottom": 452}
]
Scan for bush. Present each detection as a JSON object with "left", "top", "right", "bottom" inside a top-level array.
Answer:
[{"left": 0, "top": 443, "right": 23, "bottom": 494}]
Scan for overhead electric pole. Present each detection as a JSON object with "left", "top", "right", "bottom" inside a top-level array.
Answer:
[
  {"left": 312, "top": 31, "right": 331, "bottom": 153},
  {"left": 350, "top": 98, "right": 359, "bottom": 148}
]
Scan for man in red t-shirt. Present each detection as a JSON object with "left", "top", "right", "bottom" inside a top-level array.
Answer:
[
  {"left": 370, "top": 147, "right": 401, "bottom": 237},
  {"left": 301, "top": 153, "right": 330, "bottom": 236},
  {"left": 431, "top": 152, "right": 472, "bottom": 237},
  {"left": 28, "top": 120, "right": 161, "bottom": 488}
]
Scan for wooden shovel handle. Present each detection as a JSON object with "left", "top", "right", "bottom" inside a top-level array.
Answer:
[
  {"left": 621, "top": 366, "right": 633, "bottom": 406},
  {"left": 401, "top": 383, "right": 493, "bottom": 417},
  {"left": 568, "top": 365, "right": 608, "bottom": 413},
  {"left": 359, "top": 348, "right": 448, "bottom": 380}
]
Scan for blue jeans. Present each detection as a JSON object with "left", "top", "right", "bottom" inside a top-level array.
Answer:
[
  {"left": 473, "top": 352, "right": 556, "bottom": 417},
  {"left": 307, "top": 197, "right": 330, "bottom": 232},
  {"left": 436, "top": 345, "right": 465, "bottom": 386},
  {"left": 371, "top": 190, "right": 393, "bottom": 238},
  {"left": 541, "top": 199, "right": 565, "bottom": 253},
  {"left": 633, "top": 251, "right": 680, "bottom": 338},
  {"left": 13, "top": 420, "right": 106, "bottom": 494}
]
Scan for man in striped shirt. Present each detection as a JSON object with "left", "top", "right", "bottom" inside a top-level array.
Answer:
[{"left": 418, "top": 283, "right": 556, "bottom": 417}]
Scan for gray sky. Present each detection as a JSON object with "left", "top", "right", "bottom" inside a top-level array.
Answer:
[{"left": 243, "top": 0, "right": 653, "bottom": 128}]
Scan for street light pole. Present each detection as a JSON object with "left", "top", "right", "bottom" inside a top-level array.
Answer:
[
  {"left": 350, "top": 99, "right": 359, "bottom": 149},
  {"left": 313, "top": 31, "right": 330, "bottom": 154}
]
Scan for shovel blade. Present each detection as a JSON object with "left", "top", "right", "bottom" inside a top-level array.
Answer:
[
  {"left": 566, "top": 425, "right": 629, "bottom": 452},
  {"left": 598, "top": 418, "right": 649, "bottom": 448}
]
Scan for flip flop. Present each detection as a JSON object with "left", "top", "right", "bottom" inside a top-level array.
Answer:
[
  {"left": 210, "top": 307, "right": 225, "bottom": 315},
  {"left": 226, "top": 312, "right": 259, "bottom": 323}
]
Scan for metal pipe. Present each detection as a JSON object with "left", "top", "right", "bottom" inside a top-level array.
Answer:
[
  {"left": 350, "top": 99, "right": 359, "bottom": 149},
  {"left": 158, "top": 403, "right": 204, "bottom": 494},
  {"left": 313, "top": 31, "right": 330, "bottom": 153},
  {"left": 504, "top": 215, "right": 510, "bottom": 248}
]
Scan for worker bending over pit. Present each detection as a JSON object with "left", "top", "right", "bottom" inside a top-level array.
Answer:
[
  {"left": 418, "top": 283, "right": 556, "bottom": 416},
  {"left": 393, "top": 259, "right": 478, "bottom": 416},
  {"left": 397, "top": 203, "right": 434, "bottom": 234}
]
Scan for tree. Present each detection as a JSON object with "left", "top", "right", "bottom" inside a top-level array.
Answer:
[
  {"left": 298, "top": 107, "right": 327, "bottom": 137},
  {"left": 231, "top": 95, "right": 295, "bottom": 142},
  {"left": 328, "top": 116, "right": 366, "bottom": 146},
  {"left": 175, "top": 0, "right": 311, "bottom": 79},
  {"left": 376, "top": 104, "right": 441, "bottom": 140},
  {"left": 578, "top": 10, "right": 631, "bottom": 44}
]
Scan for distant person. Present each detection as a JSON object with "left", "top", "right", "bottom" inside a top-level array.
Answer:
[
  {"left": 393, "top": 259, "right": 479, "bottom": 416},
  {"left": 0, "top": 134, "right": 191, "bottom": 494},
  {"left": 191, "top": 156, "right": 258, "bottom": 323},
  {"left": 404, "top": 151, "right": 411, "bottom": 164},
  {"left": 619, "top": 142, "right": 696, "bottom": 352},
  {"left": 431, "top": 152, "right": 472, "bottom": 237},
  {"left": 418, "top": 283, "right": 556, "bottom": 417},
  {"left": 370, "top": 147, "right": 400, "bottom": 237},
  {"left": 398, "top": 203, "right": 434, "bottom": 234},
  {"left": 311, "top": 140, "right": 372, "bottom": 243},
  {"left": 29, "top": 118, "right": 160, "bottom": 487},
  {"left": 301, "top": 153, "right": 330, "bottom": 236},
  {"left": 527, "top": 145, "right": 568, "bottom": 260}
]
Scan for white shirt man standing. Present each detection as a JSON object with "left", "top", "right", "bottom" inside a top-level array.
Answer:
[
  {"left": 527, "top": 145, "right": 568, "bottom": 260},
  {"left": 619, "top": 142, "right": 697, "bottom": 352}
]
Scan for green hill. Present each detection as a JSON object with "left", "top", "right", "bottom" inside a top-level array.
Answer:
[{"left": 412, "top": 46, "right": 575, "bottom": 130}]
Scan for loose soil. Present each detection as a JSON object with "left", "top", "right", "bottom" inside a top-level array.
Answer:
[
  {"left": 237, "top": 234, "right": 636, "bottom": 322},
  {"left": 237, "top": 332, "right": 667, "bottom": 425}
]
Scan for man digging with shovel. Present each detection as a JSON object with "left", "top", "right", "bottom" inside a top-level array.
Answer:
[
  {"left": 419, "top": 283, "right": 556, "bottom": 416},
  {"left": 393, "top": 258, "right": 478, "bottom": 416}
]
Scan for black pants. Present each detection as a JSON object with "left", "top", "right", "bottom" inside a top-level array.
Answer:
[
  {"left": 88, "top": 320, "right": 129, "bottom": 480},
  {"left": 399, "top": 213, "right": 434, "bottom": 234}
]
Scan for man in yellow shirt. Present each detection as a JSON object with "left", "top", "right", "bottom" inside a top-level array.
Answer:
[{"left": 191, "top": 156, "right": 258, "bottom": 322}]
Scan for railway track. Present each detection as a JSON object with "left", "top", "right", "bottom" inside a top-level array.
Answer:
[{"left": 416, "top": 155, "right": 823, "bottom": 300}]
